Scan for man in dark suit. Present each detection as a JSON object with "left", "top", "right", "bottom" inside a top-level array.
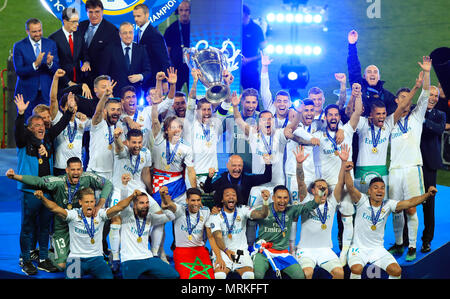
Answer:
[
  {"left": 78, "top": 0, "right": 120, "bottom": 90},
  {"left": 13, "top": 18, "right": 59, "bottom": 120},
  {"left": 419, "top": 85, "right": 447, "bottom": 253},
  {"left": 163, "top": 1, "right": 190, "bottom": 92},
  {"left": 99, "top": 22, "right": 151, "bottom": 98},
  {"left": 133, "top": 3, "right": 171, "bottom": 92},
  {"left": 49, "top": 7, "right": 93, "bottom": 102}
]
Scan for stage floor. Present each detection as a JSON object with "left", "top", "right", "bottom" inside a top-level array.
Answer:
[{"left": 1, "top": 148, "right": 449, "bottom": 279}]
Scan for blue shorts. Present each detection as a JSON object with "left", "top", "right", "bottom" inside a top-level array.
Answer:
[
  {"left": 121, "top": 257, "right": 179, "bottom": 279},
  {"left": 65, "top": 256, "right": 113, "bottom": 279}
]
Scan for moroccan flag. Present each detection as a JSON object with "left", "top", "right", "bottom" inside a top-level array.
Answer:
[{"left": 173, "top": 246, "right": 215, "bottom": 279}]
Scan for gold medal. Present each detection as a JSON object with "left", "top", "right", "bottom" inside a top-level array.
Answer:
[
  {"left": 371, "top": 225, "right": 377, "bottom": 231},
  {"left": 108, "top": 144, "right": 113, "bottom": 150},
  {"left": 263, "top": 153, "right": 271, "bottom": 160},
  {"left": 205, "top": 141, "right": 212, "bottom": 147},
  {"left": 165, "top": 164, "right": 171, "bottom": 171},
  {"left": 282, "top": 231, "right": 286, "bottom": 238},
  {"left": 334, "top": 151, "right": 339, "bottom": 156},
  {"left": 67, "top": 204, "right": 72, "bottom": 210},
  {"left": 139, "top": 116, "right": 144, "bottom": 122},
  {"left": 188, "top": 235, "right": 192, "bottom": 241},
  {"left": 228, "top": 233, "right": 232, "bottom": 239},
  {"left": 372, "top": 147, "right": 378, "bottom": 153},
  {"left": 90, "top": 238, "right": 95, "bottom": 244},
  {"left": 38, "top": 158, "right": 43, "bottom": 164},
  {"left": 68, "top": 143, "right": 74, "bottom": 149},
  {"left": 137, "top": 237, "right": 142, "bottom": 243},
  {"left": 321, "top": 223, "right": 327, "bottom": 230}
]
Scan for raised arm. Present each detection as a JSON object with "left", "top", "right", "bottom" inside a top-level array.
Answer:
[
  {"left": 347, "top": 30, "right": 363, "bottom": 85},
  {"left": 231, "top": 91, "right": 250, "bottom": 137},
  {"left": 151, "top": 94, "right": 164, "bottom": 138},
  {"left": 35, "top": 190, "right": 68, "bottom": 219},
  {"left": 293, "top": 145, "right": 310, "bottom": 202},
  {"left": 113, "top": 127, "right": 125, "bottom": 154},
  {"left": 334, "top": 143, "right": 350, "bottom": 202},
  {"left": 395, "top": 186, "right": 437, "bottom": 212},
  {"left": 106, "top": 189, "right": 138, "bottom": 218},
  {"left": 348, "top": 84, "right": 363, "bottom": 130},
  {"left": 335, "top": 73, "right": 347, "bottom": 110},
  {"left": 343, "top": 161, "right": 361, "bottom": 204},
  {"left": 250, "top": 190, "right": 270, "bottom": 219},
  {"left": 50, "top": 69, "right": 66, "bottom": 120},
  {"left": 260, "top": 51, "right": 274, "bottom": 110},
  {"left": 188, "top": 68, "right": 201, "bottom": 100}
]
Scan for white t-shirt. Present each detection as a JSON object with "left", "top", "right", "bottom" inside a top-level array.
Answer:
[
  {"left": 356, "top": 115, "right": 394, "bottom": 167},
  {"left": 120, "top": 107, "right": 152, "bottom": 148},
  {"left": 119, "top": 205, "right": 174, "bottom": 262},
  {"left": 313, "top": 123, "right": 355, "bottom": 185},
  {"left": 248, "top": 127, "right": 287, "bottom": 185},
  {"left": 290, "top": 120, "right": 324, "bottom": 183},
  {"left": 209, "top": 206, "right": 254, "bottom": 251},
  {"left": 87, "top": 119, "right": 124, "bottom": 174},
  {"left": 151, "top": 131, "right": 194, "bottom": 172},
  {"left": 66, "top": 208, "right": 109, "bottom": 258},
  {"left": 53, "top": 111, "right": 91, "bottom": 169},
  {"left": 173, "top": 203, "right": 211, "bottom": 247},
  {"left": 352, "top": 193, "right": 398, "bottom": 248},
  {"left": 390, "top": 89, "right": 429, "bottom": 170},
  {"left": 112, "top": 146, "right": 152, "bottom": 195},
  {"left": 189, "top": 117, "right": 223, "bottom": 174},
  {"left": 298, "top": 193, "right": 339, "bottom": 249}
]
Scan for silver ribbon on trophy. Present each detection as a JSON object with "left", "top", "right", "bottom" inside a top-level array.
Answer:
[{"left": 183, "top": 39, "right": 241, "bottom": 104}]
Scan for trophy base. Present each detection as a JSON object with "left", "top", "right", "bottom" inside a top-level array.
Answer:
[{"left": 206, "top": 84, "right": 230, "bottom": 104}]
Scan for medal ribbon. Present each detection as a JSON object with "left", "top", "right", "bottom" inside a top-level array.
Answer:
[
  {"left": 275, "top": 114, "right": 289, "bottom": 129},
  {"left": 185, "top": 206, "right": 200, "bottom": 237},
  {"left": 369, "top": 200, "right": 384, "bottom": 228},
  {"left": 316, "top": 200, "right": 328, "bottom": 225},
  {"left": 166, "top": 140, "right": 181, "bottom": 166},
  {"left": 370, "top": 123, "right": 382, "bottom": 148},
  {"left": 67, "top": 179, "right": 80, "bottom": 206},
  {"left": 260, "top": 130, "right": 273, "bottom": 155},
  {"left": 271, "top": 204, "right": 286, "bottom": 234},
  {"left": 130, "top": 153, "right": 141, "bottom": 175},
  {"left": 135, "top": 214, "right": 147, "bottom": 239},
  {"left": 221, "top": 209, "right": 237, "bottom": 237},
  {"left": 201, "top": 123, "right": 211, "bottom": 142},
  {"left": 397, "top": 112, "right": 411, "bottom": 134},
  {"left": 326, "top": 129, "right": 338, "bottom": 152},
  {"left": 80, "top": 211, "right": 95, "bottom": 241},
  {"left": 67, "top": 119, "right": 77, "bottom": 144},
  {"left": 107, "top": 124, "right": 116, "bottom": 146}
]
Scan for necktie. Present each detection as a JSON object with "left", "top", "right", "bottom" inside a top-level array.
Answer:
[
  {"left": 86, "top": 25, "right": 94, "bottom": 47},
  {"left": 68, "top": 34, "right": 76, "bottom": 82},
  {"left": 125, "top": 46, "right": 131, "bottom": 70},
  {"left": 34, "top": 43, "right": 40, "bottom": 58},
  {"left": 136, "top": 28, "right": 142, "bottom": 44}
]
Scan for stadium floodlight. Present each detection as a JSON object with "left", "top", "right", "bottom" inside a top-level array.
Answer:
[
  {"left": 304, "top": 14, "right": 313, "bottom": 23},
  {"left": 276, "top": 13, "right": 285, "bottom": 22},
  {"left": 294, "top": 45, "right": 303, "bottom": 55},
  {"left": 285, "top": 45, "right": 294, "bottom": 54},
  {"left": 295, "top": 13, "right": 303, "bottom": 23},
  {"left": 267, "top": 13, "right": 276, "bottom": 23},
  {"left": 313, "top": 14, "right": 323, "bottom": 23},
  {"left": 303, "top": 45, "right": 312, "bottom": 55},
  {"left": 275, "top": 45, "right": 284, "bottom": 54},
  {"left": 285, "top": 13, "right": 294, "bottom": 23},
  {"left": 278, "top": 64, "right": 310, "bottom": 90},
  {"left": 265, "top": 44, "right": 275, "bottom": 54},
  {"left": 313, "top": 46, "right": 322, "bottom": 55}
]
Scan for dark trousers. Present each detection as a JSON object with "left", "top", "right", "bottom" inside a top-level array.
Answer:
[
  {"left": 421, "top": 164, "right": 437, "bottom": 244},
  {"left": 20, "top": 191, "right": 52, "bottom": 261}
]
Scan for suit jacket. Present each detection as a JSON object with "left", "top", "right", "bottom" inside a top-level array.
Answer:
[
  {"left": 78, "top": 18, "right": 120, "bottom": 87},
  {"left": 48, "top": 28, "right": 85, "bottom": 89},
  {"left": 420, "top": 108, "right": 446, "bottom": 170},
  {"left": 13, "top": 37, "right": 59, "bottom": 108},
  {"left": 138, "top": 24, "right": 171, "bottom": 90},
  {"left": 100, "top": 42, "right": 152, "bottom": 98}
]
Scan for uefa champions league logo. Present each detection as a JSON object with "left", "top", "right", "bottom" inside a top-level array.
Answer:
[{"left": 40, "top": 0, "right": 181, "bottom": 27}]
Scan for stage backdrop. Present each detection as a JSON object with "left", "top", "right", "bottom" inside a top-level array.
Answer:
[{"left": 40, "top": 0, "right": 181, "bottom": 27}]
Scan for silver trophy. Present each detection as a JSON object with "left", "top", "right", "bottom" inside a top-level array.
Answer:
[{"left": 184, "top": 40, "right": 240, "bottom": 104}]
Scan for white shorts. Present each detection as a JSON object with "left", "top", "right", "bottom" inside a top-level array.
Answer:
[
  {"left": 389, "top": 166, "right": 425, "bottom": 202},
  {"left": 296, "top": 247, "right": 341, "bottom": 273},
  {"left": 348, "top": 246, "right": 398, "bottom": 271},
  {"left": 212, "top": 248, "right": 253, "bottom": 271}
]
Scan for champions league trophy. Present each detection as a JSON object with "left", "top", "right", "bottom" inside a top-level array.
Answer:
[{"left": 183, "top": 39, "right": 240, "bottom": 104}]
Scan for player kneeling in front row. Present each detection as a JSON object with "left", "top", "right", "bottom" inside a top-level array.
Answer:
[
  {"left": 34, "top": 187, "right": 137, "bottom": 279},
  {"left": 209, "top": 186, "right": 270, "bottom": 279},
  {"left": 344, "top": 161, "right": 437, "bottom": 279}
]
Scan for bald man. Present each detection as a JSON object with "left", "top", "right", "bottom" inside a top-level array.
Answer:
[
  {"left": 202, "top": 154, "right": 272, "bottom": 207},
  {"left": 347, "top": 30, "right": 397, "bottom": 116}
]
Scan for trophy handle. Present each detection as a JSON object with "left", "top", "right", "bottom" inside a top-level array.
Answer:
[
  {"left": 220, "top": 39, "right": 241, "bottom": 72},
  {"left": 195, "top": 40, "right": 209, "bottom": 51}
]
